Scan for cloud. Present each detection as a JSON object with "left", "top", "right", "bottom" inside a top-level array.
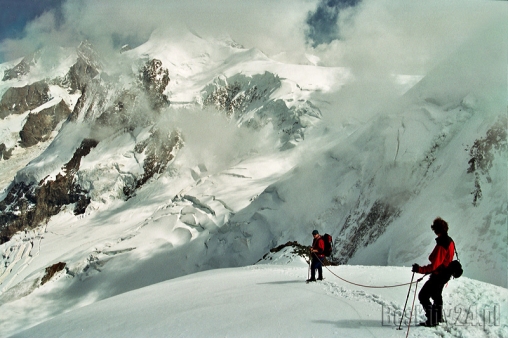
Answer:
[
  {"left": 0, "top": 0, "right": 66, "bottom": 62},
  {"left": 1, "top": 0, "right": 504, "bottom": 73},
  {"left": 306, "top": 0, "right": 507, "bottom": 125},
  {"left": 0, "top": 0, "right": 316, "bottom": 64},
  {"left": 159, "top": 107, "right": 277, "bottom": 174},
  {"left": 316, "top": 0, "right": 505, "bottom": 72}
]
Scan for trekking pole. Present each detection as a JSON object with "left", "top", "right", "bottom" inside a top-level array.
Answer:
[
  {"left": 397, "top": 272, "right": 415, "bottom": 330},
  {"left": 308, "top": 248, "right": 311, "bottom": 280},
  {"left": 406, "top": 278, "right": 420, "bottom": 338}
]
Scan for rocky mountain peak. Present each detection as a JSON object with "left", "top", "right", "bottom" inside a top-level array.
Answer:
[
  {"left": 77, "top": 40, "right": 102, "bottom": 72},
  {"left": 1, "top": 50, "right": 41, "bottom": 81},
  {"left": 62, "top": 41, "right": 102, "bottom": 93},
  {"left": 203, "top": 72, "right": 281, "bottom": 116}
]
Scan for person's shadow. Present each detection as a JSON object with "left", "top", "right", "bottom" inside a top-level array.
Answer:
[
  {"left": 313, "top": 319, "right": 385, "bottom": 329},
  {"left": 257, "top": 280, "right": 303, "bottom": 285}
]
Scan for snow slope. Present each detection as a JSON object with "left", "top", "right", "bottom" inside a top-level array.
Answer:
[{"left": 10, "top": 249, "right": 508, "bottom": 338}]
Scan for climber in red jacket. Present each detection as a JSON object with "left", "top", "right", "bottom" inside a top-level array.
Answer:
[
  {"left": 307, "top": 230, "right": 325, "bottom": 282},
  {"left": 412, "top": 217, "right": 455, "bottom": 327}
]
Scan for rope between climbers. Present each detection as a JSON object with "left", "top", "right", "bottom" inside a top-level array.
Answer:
[{"left": 313, "top": 253, "right": 425, "bottom": 289}]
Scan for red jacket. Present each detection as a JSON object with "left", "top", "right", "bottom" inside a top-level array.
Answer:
[
  {"left": 418, "top": 235, "right": 455, "bottom": 275},
  {"left": 312, "top": 236, "right": 325, "bottom": 258}
]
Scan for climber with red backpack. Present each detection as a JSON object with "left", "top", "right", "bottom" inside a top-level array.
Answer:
[
  {"left": 307, "top": 230, "right": 324, "bottom": 282},
  {"left": 307, "top": 230, "right": 333, "bottom": 282}
]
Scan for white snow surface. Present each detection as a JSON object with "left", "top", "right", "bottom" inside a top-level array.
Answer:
[{"left": 9, "top": 250, "right": 508, "bottom": 338}]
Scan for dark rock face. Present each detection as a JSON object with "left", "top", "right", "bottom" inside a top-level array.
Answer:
[
  {"left": 467, "top": 116, "right": 507, "bottom": 206},
  {"left": 19, "top": 100, "right": 72, "bottom": 147},
  {"left": 203, "top": 72, "right": 281, "bottom": 117},
  {"left": 0, "top": 52, "right": 174, "bottom": 241},
  {"left": 0, "top": 139, "right": 98, "bottom": 244},
  {"left": 203, "top": 72, "right": 321, "bottom": 146},
  {"left": 70, "top": 58, "right": 170, "bottom": 127},
  {"left": 123, "top": 128, "right": 182, "bottom": 198},
  {"left": 334, "top": 199, "right": 401, "bottom": 264},
  {"left": 68, "top": 83, "right": 107, "bottom": 122},
  {"left": 139, "top": 59, "right": 170, "bottom": 110},
  {"left": 62, "top": 41, "right": 101, "bottom": 93},
  {"left": 0, "top": 182, "right": 36, "bottom": 244},
  {"left": 94, "top": 90, "right": 140, "bottom": 128},
  {"left": 41, "top": 262, "right": 66, "bottom": 285},
  {"left": 2, "top": 59, "right": 31, "bottom": 81},
  {"left": 0, "top": 81, "right": 50, "bottom": 119},
  {"left": 63, "top": 57, "right": 100, "bottom": 94},
  {"left": 0, "top": 143, "right": 13, "bottom": 160}
]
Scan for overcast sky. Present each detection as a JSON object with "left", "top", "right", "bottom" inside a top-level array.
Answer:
[{"left": 0, "top": 0, "right": 505, "bottom": 76}]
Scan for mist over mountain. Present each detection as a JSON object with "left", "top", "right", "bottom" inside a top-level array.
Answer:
[{"left": 0, "top": 0, "right": 506, "bottom": 336}]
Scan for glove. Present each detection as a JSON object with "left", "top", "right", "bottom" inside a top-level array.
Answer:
[{"left": 412, "top": 264, "right": 420, "bottom": 273}]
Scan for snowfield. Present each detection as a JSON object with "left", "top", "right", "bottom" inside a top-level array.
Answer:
[{"left": 10, "top": 249, "right": 508, "bottom": 338}]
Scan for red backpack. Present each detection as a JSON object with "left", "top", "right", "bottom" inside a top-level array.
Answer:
[{"left": 322, "top": 234, "right": 333, "bottom": 257}]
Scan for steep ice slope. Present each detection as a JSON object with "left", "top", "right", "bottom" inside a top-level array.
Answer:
[
  {"left": 196, "top": 102, "right": 506, "bottom": 284},
  {"left": 346, "top": 28, "right": 508, "bottom": 286}
]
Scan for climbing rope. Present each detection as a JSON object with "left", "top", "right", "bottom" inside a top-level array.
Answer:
[
  {"left": 312, "top": 253, "right": 426, "bottom": 289},
  {"left": 309, "top": 252, "right": 428, "bottom": 334}
]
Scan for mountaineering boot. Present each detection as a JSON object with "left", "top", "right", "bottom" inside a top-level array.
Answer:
[
  {"left": 317, "top": 267, "right": 323, "bottom": 281},
  {"left": 435, "top": 305, "right": 444, "bottom": 323},
  {"left": 419, "top": 307, "right": 437, "bottom": 327},
  {"left": 308, "top": 266, "right": 317, "bottom": 283}
]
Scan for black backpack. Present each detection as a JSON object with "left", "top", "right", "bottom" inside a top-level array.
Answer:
[
  {"left": 322, "top": 234, "right": 333, "bottom": 257},
  {"left": 448, "top": 260, "right": 463, "bottom": 279},
  {"left": 446, "top": 245, "right": 463, "bottom": 279}
]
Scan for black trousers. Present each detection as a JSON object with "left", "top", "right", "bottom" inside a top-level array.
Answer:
[
  {"left": 310, "top": 257, "right": 323, "bottom": 279},
  {"left": 418, "top": 274, "right": 448, "bottom": 324}
]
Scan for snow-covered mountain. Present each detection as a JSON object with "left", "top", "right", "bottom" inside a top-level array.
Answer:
[{"left": 0, "top": 24, "right": 506, "bottom": 337}]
